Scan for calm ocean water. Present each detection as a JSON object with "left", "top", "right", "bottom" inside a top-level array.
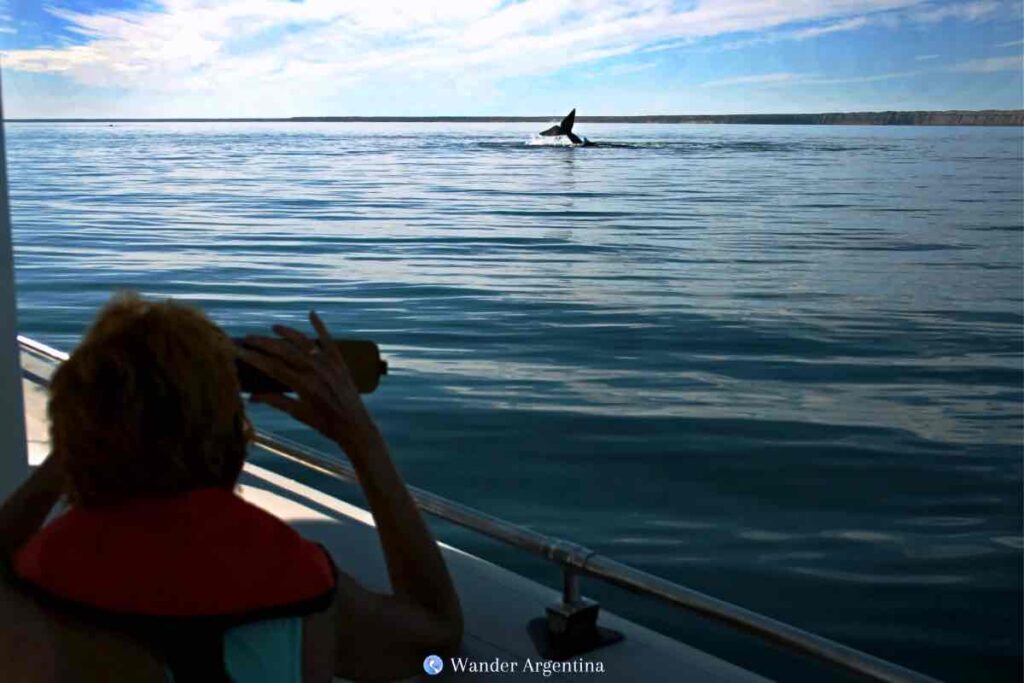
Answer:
[{"left": 8, "top": 122, "right": 1022, "bottom": 680}]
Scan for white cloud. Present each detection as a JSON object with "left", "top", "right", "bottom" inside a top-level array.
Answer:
[
  {"left": 716, "top": 1, "right": 1007, "bottom": 51},
  {"left": 948, "top": 55, "right": 1023, "bottom": 72},
  {"left": 2, "top": 0, "right": 928, "bottom": 95},
  {"left": 800, "top": 70, "right": 921, "bottom": 84},
  {"left": 0, "top": 0, "right": 12, "bottom": 34},
  {"left": 718, "top": 14, "right": 877, "bottom": 50},
  {"left": 702, "top": 69, "right": 923, "bottom": 88},
  {"left": 640, "top": 38, "right": 696, "bottom": 54},
  {"left": 911, "top": 0, "right": 1000, "bottom": 22},
  {"left": 915, "top": 53, "right": 939, "bottom": 60},
  {"left": 997, "top": 39, "right": 1024, "bottom": 47},
  {"left": 790, "top": 16, "right": 871, "bottom": 39},
  {"left": 605, "top": 61, "right": 659, "bottom": 75},
  {"left": 700, "top": 72, "right": 798, "bottom": 87}
]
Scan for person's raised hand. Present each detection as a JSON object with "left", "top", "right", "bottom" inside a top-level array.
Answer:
[{"left": 238, "top": 311, "right": 378, "bottom": 457}]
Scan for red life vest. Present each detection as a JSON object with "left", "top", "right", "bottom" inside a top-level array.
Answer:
[
  {"left": 14, "top": 487, "right": 336, "bottom": 617},
  {"left": 11, "top": 488, "right": 337, "bottom": 681}
]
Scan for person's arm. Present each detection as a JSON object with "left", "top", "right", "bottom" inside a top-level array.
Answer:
[
  {"left": 0, "top": 454, "right": 63, "bottom": 562},
  {"left": 239, "top": 312, "right": 463, "bottom": 680},
  {"left": 0, "top": 456, "right": 168, "bottom": 681}
]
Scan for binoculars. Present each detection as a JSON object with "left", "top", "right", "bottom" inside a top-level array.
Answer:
[{"left": 234, "top": 338, "right": 388, "bottom": 394}]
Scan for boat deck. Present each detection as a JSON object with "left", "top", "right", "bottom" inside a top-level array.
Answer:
[{"left": 19, "top": 351, "right": 770, "bottom": 682}]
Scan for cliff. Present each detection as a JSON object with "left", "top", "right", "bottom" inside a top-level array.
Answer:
[
  {"left": 596, "top": 110, "right": 1024, "bottom": 126},
  {"left": 289, "top": 110, "right": 1024, "bottom": 126}
]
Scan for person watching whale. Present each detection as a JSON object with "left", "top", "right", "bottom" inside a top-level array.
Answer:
[{"left": 0, "top": 292, "right": 463, "bottom": 681}]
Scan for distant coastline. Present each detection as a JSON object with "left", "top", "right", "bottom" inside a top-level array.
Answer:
[{"left": 7, "top": 110, "right": 1023, "bottom": 126}]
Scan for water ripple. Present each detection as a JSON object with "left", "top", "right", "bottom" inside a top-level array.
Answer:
[{"left": 7, "top": 122, "right": 1022, "bottom": 678}]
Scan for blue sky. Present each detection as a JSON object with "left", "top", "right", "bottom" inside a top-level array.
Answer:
[{"left": 0, "top": 0, "right": 1020, "bottom": 117}]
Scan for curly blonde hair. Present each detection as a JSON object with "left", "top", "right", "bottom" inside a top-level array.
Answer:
[{"left": 49, "top": 292, "right": 251, "bottom": 507}]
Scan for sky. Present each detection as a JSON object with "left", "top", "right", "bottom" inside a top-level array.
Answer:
[{"left": 0, "top": 0, "right": 1020, "bottom": 118}]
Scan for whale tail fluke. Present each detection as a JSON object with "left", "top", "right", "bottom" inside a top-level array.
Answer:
[
  {"left": 559, "top": 108, "right": 575, "bottom": 133},
  {"left": 539, "top": 108, "right": 580, "bottom": 143}
]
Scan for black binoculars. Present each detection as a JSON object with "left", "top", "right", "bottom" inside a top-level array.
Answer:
[{"left": 234, "top": 338, "right": 388, "bottom": 394}]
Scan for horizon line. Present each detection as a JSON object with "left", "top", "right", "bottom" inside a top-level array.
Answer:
[{"left": 4, "top": 108, "right": 1023, "bottom": 124}]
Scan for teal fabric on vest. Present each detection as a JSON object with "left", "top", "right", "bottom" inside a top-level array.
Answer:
[{"left": 166, "top": 616, "right": 303, "bottom": 682}]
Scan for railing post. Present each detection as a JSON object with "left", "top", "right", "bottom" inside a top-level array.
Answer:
[
  {"left": 562, "top": 568, "right": 580, "bottom": 605},
  {"left": 532, "top": 566, "right": 623, "bottom": 660}
]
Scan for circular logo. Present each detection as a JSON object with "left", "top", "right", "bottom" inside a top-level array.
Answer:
[{"left": 424, "top": 654, "right": 444, "bottom": 676}]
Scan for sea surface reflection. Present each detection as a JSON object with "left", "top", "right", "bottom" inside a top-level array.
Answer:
[{"left": 9, "top": 122, "right": 1022, "bottom": 681}]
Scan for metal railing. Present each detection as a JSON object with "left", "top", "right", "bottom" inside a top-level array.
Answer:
[{"left": 17, "top": 334, "right": 941, "bottom": 683}]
